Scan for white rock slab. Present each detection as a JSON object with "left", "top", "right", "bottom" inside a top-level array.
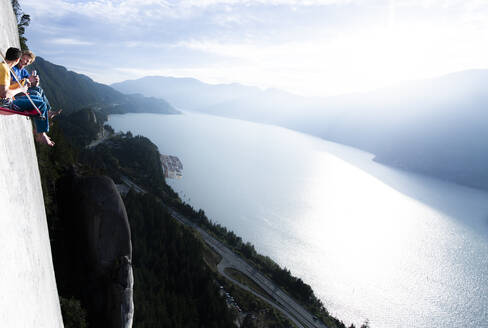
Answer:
[{"left": 0, "top": 1, "right": 64, "bottom": 327}]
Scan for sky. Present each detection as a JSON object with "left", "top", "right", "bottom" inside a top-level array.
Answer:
[{"left": 18, "top": 0, "right": 488, "bottom": 97}]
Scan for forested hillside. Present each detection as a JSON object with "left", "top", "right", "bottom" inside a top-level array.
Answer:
[
  {"left": 30, "top": 57, "right": 179, "bottom": 115},
  {"left": 124, "top": 191, "right": 235, "bottom": 327},
  {"left": 37, "top": 114, "right": 237, "bottom": 327}
]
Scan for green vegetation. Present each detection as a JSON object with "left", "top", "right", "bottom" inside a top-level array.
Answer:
[
  {"left": 37, "top": 104, "right": 356, "bottom": 327},
  {"left": 218, "top": 277, "right": 296, "bottom": 328},
  {"left": 57, "top": 108, "right": 107, "bottom": 148},
  {"left": 201, "top": 242, "right": 223, "bottom": 271},
  {"left": 124, "top": 191, "right": 235, "bottom": 327},
  {"left": 11, "top": 0, "right": 30, "bottom": 50},
  {"left": 29, "top": 56, "right": 178, "bottom": 115},
  {"left": 41, "top": 108, "right": 350, "bottom": 327},
  {"left": 17, "top": 2, "right": 347, "bottom": 327},
  {"left": 81, "top": 127, "right": 349, "bottom": 327},
  {"left": 164, "top": 201, "right": 347, "bottom": 327},
  {"left": 37, "top": 111, "right": 237, "bottom": 327},
  {"left": 80, "top": 131, "right": 177, "bottom": 199},
  {"left": 29, "top": 86, "right": 354, "bottom": 327},
  {"left": 59, "top": 297, "right": 89, "bottom": 328},
  {"left": 224, "top": 268, "right": 274, "bottom": 301}
]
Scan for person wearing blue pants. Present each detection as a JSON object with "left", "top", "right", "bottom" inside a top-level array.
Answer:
[
  {"left": 12, "top": 51, "right": 51, "bottom": 110},
  {"left": 11, "top": 50, "right": 61, "bottom": 121},
  {"left": 13, "top": 95, "right": 51, "bottom": 142},
  {"left": 0, "top": 47, "right": 54, "bottom": 146}
]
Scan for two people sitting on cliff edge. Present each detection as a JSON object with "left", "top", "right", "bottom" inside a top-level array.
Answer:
[
  {"left": 0, "top": 47, "right": 54, "bottom": 146},
  {"left": 12, "top": 49, "right": 61, "bottom": 122}
]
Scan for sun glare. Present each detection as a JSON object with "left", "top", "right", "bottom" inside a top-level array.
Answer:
[
  {"left": 286, "top": 23, "right": 468, "bottom": 97},
  {"left": 174, "top": 20, "right": 483, "bottom": 98}
]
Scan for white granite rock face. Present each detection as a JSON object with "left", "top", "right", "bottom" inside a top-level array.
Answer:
[{"left": 0, "top": 1, "right": 64, "bottom": 327}]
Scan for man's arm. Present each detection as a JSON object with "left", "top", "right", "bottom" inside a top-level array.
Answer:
[
  {"left": 8, "top": 83, "right": 27, "bottom": 97},
  {"left": 0, "top": 84, "right": 7, "bottom": 99},
  {"left": 0, "top": 83, "right": 28, "bottom": 99},
  {"left": 0, "top": 64, "right": 10, "bottom": 99}
]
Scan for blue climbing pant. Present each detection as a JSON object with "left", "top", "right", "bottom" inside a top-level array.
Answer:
[
  {"left": 13, "top": 95, "right": 49, "bottom": 133},
  {"left": 27, "top": 86, "right": 51, "bottom": 112}
]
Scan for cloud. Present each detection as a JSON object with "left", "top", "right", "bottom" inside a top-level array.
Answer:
[
  {"left": 21, "top": 0, "right": 358, "bottom": 24},
  {"left": 20, "top": 0, "right": 488, "bottom": 97},
  {"left": 21, "top": 0, "right": 488, "bottom": 26},
  {"left": 169, "top": 12, "right": 488, "bottom": 96},
  {"left": 47, "top": 38, "right": 94, "bottom": 46}
]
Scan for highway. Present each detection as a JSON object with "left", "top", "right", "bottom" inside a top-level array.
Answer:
[
  {"left": 119, "top": 176, "right": 328, "bottom": 328},
  {"left": 168, "top": 208, "right": 328, "bottom": 328},
  {"left": 120, "top": 176, "right": 147, "bottom": 194}
]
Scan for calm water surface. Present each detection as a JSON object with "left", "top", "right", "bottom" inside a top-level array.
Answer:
[{"left": 108, "top": 112, "right": 488, "bottom": 328}]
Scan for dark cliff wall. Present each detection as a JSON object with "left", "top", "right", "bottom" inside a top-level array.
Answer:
[{"left": 56, "top": 173, "right": 134, "bottom": 328}]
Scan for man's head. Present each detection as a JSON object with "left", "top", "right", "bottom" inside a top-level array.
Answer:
[
  {"left": 5, "top": 47, "right": 22, "bottom": 63},
  {"left": 18, "top": 50, "right": 36, "bottom": 69}
]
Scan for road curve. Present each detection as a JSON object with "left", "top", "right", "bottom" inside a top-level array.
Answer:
[
  {"left": 168, "top": 208, "right": 328, "bottom": 328},
  {"left": 217, "top": 256, "right": 304, "bottom": 328},
  {"left": 118, "top": 175, "right": 327, "bottom": 328}
]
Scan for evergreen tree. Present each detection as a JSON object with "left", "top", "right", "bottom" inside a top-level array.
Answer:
[{"left": 11, "top": 0, "right": 30, "bottom": 50}]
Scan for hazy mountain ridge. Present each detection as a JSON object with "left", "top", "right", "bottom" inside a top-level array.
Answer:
[
  {"left": 30, "top": 58, "right": 179, "bottom": 115},
  {"left": 112, "top": 70, "right": 488, "bottom": 190},
  {"left": 112, "top": 76, "right": 265, "bottom": 111},
  {"left": 299, "top": 70, "right": 488, "bottom": 189}
]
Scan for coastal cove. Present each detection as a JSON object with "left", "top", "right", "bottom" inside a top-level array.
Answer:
[{"left": 108, "top": 112, "right": 488, "bottom": 328}]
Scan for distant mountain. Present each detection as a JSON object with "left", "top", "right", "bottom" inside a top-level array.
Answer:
[
  {"left": 111, "top": 76, "right": 323, "bottom": 128},
  {"left": 30, "top": 57, "right": 179, "bottom": 115},
  {"left": 111, "top": 76, "right": 259, "bottom": 111},
  {"left": 286, "top": 70, "right": 488, "bottom": 190},
  {"left": 112, "top": 71, "right": 488, "bottom": 190},
  {"left": 111, "top": 76, "right": 310, "bottom": 118}
]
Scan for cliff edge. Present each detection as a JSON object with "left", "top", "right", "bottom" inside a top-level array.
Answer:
[{"left": 0, "top": 1, "right": 63, "bottom": 326}]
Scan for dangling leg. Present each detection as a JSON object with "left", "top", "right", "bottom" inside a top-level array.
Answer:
[
  {"left": 32, "top": 101, "right": 54, "bottom": 147},
  {"left": 34, "top": 132, "right": 55, "bottom": 147},
  {"left": 13, "top": 97, "right": 54, "bottom": 147}
]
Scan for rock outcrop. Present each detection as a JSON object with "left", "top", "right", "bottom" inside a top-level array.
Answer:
[
  {"left": 57, "top": 173, "right": 134, "bottom": 328},
  {"left": 0, "top": 0, "right": 64, "bottom": 326}
]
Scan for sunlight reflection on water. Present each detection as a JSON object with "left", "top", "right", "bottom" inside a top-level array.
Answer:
[{"left": 109, "top": 112, "right": 488, "bottom": 328}]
